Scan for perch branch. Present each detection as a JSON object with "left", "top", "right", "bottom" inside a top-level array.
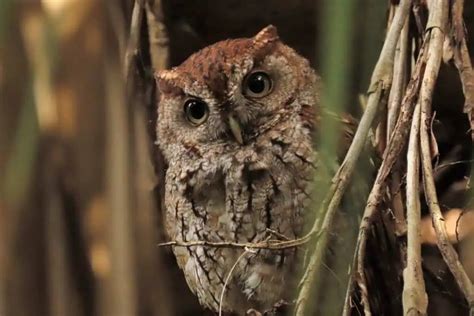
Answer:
[
  {"left": 419, "top": 2, "right": 474, "bottom": 310},
  {"left": 402, "top": 104, "right": 428, "bottom": 315},
  {"left": 157, "top": 233, "right": 315, "bottom": 250}
]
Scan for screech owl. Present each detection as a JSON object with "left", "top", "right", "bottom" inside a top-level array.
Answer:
[{"left": 156, "top": 25, "right": 320, "bottom": 314}]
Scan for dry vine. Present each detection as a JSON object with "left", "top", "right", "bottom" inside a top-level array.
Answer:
[
  {"left": 348, "top": 0, "right": 474, "bottom": 315},
  {"left": 419, "top": 1, "right": 474, "bottom": 311}
]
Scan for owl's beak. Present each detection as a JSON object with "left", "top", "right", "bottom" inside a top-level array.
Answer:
[{"left": 228, "top": 115, "right": 244, "bottom": 145}]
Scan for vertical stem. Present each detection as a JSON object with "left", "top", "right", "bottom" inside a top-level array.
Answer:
[
  {"left": 105, "top": 59, "right": 137, "bottom": 316},
  {"left": 403, "top": 104, "right": 428, "bottom": 315},
  {"left": 294, "top": 0, "right": 355, "bottom": 314}
]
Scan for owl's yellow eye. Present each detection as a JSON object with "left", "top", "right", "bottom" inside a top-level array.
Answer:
[
  {"left": 243, "top": 71, "right": 273, "bottom": 98},
  {"left": 184, "top": 99, "right": 209, "bottom": 125}
]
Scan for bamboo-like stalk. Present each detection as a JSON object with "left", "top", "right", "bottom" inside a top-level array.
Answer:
[
  {"left": 104, "top": 58, "right": 137, "bottom": 316},
  {"left": 124, "top": 1, "right": 173, "bottom": 315}
]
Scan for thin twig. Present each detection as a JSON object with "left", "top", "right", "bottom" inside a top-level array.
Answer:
[
  {"left": 157, "top": 234, "right": 313, "bottom": 250},
  {"left": 218, "top": 248, "right": 255, "bottom": 316},
  {"left": 419, "top": 1, "right": 474, "bottom": 311},
  {"left": 402, "top": 104, "right": 428, "bottom": 315},
  {"left": 435, "top": 159, "right": 474, "bottom": 171}
]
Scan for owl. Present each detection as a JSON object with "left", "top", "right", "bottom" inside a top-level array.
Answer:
[{"left": 156, "top": 25, "right": 320, "bottom": 314}]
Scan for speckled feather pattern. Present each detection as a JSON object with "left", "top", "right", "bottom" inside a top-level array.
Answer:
[{"left": 156, "top": 26, "right": 320, "bottom": 314}]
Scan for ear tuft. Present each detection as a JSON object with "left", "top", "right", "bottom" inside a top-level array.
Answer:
[
  {"left": 253, "top": 25, "right": 279, "bottom": 44},
  {"left": 252, "top": 25, "right": 280, "bottom": 60},
  {"left": 155, "top": 70, "right": 182, "bottom": 95}
]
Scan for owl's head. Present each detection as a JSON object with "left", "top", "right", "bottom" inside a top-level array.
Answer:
[{"left": 156, "top": 25, "right": 319, "bottom": 161}]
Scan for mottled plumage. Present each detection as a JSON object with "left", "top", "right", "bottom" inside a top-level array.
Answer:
[{"left": 156, "top": 26, "right": 320, "bottom": 314}]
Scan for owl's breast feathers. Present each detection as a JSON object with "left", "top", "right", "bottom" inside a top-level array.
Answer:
[{"left": 164, "top": 112, "right": 315, "bottom": 312}]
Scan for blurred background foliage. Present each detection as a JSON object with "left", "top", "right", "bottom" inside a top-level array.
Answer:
[{"left": 0, "top": 1, "right": 473, "bottom": 316}]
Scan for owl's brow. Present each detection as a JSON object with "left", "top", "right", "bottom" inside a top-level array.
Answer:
[{"left": 163, "top": 71, "right": 219, "bottom": 102}]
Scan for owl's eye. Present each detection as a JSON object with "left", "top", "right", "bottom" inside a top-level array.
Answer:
[
  {"left": 184, "top": 99, "right": 209, "bottom": 125},
  {"left": 243, "top": 71, "right": 273, "bottom": 98}
]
